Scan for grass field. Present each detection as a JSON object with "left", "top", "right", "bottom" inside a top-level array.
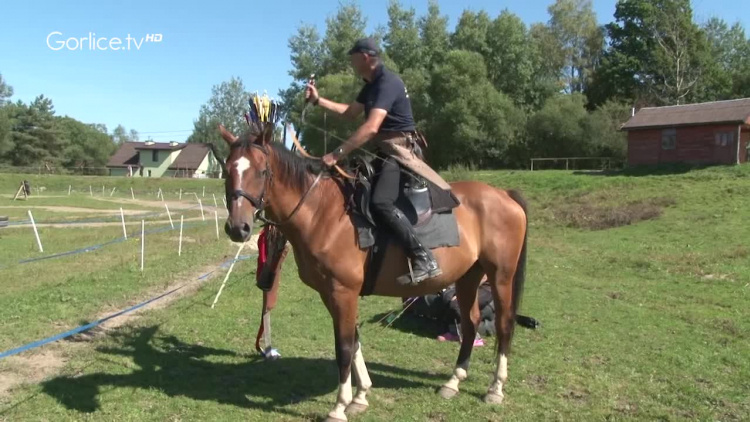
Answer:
[{"left": 1, "top": 165, "right": 749, "bottom": 421}]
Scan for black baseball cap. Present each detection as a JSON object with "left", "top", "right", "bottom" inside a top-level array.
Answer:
[{"left": 348, "top": 38, "right": 380, "bottom": 56}]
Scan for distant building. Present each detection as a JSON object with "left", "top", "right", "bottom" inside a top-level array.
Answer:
[
  {"left": 106, "top": 141, "right": 222, "bottom": 178},
  {"left": 622, "top": 98, "right": 750, "bottom": 166}
]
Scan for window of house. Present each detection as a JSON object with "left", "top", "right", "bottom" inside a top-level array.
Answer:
[
  {"left": 152, "top": 150, "right": 159, "bottom": 161},
  {"left": 715, "top": 132, "right": 734, "bottom": 147},
  {"left": 661, "top": 128, "right": 676, "bottom": 150}
]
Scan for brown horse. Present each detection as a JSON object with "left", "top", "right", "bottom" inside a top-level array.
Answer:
[{"left": 220, "top": 123, "right": 528, "bottom": 422}]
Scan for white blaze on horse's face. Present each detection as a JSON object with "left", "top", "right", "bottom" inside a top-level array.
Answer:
[{"left": 233, "top": 157, "right": 251, "bottom": 204}]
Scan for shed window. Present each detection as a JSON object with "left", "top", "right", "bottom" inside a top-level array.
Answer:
[
  {"left": 661, "top": 129, "right": 676, "bottom": 150},
  {"left": 715, "top": 132, "right": 734, "bottom": 147},
  {"left": 152, "top": 150, "right": 159, "bottom": 161}
]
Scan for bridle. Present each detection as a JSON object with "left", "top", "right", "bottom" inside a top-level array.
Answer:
[{"left": 227, "top": 142, "right": 323, "bottom": 226}]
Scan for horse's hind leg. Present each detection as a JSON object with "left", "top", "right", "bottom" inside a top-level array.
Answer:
[
  {"left": 438, "top": 265, "right": 484, "bottom": 399},
  {"left": 484, "top": 268, "right": 517, "bottom": 405}
]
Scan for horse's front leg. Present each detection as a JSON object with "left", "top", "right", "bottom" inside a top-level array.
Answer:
[
  {"left": 322, "top": 288, "right": 359, "bottom": 422},
  {"left": 347, "top": 327, "right": 372, "bottom": 415}
]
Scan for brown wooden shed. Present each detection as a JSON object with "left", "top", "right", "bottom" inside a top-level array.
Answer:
[{"left": 621, "top": 98, "right": 750, "bottom": 166}]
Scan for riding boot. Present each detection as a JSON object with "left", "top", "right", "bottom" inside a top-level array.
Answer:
[{"left": 379, "top": 207, "right": 442, "bottom": 285}]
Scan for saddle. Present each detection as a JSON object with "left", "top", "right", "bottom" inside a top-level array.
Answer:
[{"left": 341, "top": 155, "right": 461, "bottom": 296}]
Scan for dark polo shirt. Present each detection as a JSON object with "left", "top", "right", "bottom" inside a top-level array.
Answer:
[{"left": 355, "top": 64, "right": 416, "bottom": 133}]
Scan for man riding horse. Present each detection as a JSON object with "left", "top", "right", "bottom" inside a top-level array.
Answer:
[{"left": 306, "top": 37, "right": 452, "bottom": 286}]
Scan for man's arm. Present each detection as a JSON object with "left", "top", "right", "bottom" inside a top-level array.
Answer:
[
  {"left": 335, "top": 108, "right": 387, "bottom": 158},
  {"left": 316, "top": 98, "right": 364, "bottom": 121}
]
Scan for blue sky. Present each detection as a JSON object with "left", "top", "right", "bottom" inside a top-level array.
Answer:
[{"left": 0, "top": 0, "right": 746, "bottom": 144}]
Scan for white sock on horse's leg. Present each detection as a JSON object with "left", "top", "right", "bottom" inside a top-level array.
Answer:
[
  {"left": 442, "top": 367, "right": 468, "bottom": 393},
  {"left": 328, "top": 372, "right": 352, "bottom": 421},
  {"left": 486, "top": 353, "right": 508, "bottom": 403},
  {"left": 351, "top": 342, "right": 372, "bottom": 406}
]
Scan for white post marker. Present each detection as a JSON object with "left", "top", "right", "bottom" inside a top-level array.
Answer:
[
  {"left": 68, "top": 185, "right": 71, "bottom": 196},
  {"left": 28, "top": 210, "right": 43, "bottom": 252},
  {"left": 211, "top": 242, "right": 246, "bottom": 309},
  {"left": 120, "top": 207, "right": 127, "bottom": 239},
  {"left": 110, "top": 187, "right": 116, "bottom": 197},
  {"left": 199, "top": 199, "right": 205, "bottom": 221},
  {"left": 165, "top": 203, "right": 174, "bottom": 229},
  {"left": 213, "top": 193, "right": 218, "bottom": 208},
  {"left": 214, "top": 210, "right": 219, "bottom": 239},
  {"left": 90, "top": 185, "right": 93, "bottom": 196},
  {"left": 203, "top": 186, "right": 205, "bottom": 197},
  {"left": 179, "top": 188, "right": 182, "bottom": 200},
  {"left": 178, "top": 215, "right": 184, "bottom": 256},
  {"left": 130, "top": 187, "right": 135, "bottom": 200},
  {"left": 140, "top": 220, "right": 145, "bottom": 271},
  {"left": 222, "top": 197, "right": 227, "bottom": 208}
]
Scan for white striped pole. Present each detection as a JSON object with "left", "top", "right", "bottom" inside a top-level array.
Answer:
[
  {"left": 130, "top": 187, "right": 135, "bottom": 200},
  {"left": 68, "top": 185, "right": 71, "bottom": 195},
  {"left": 214, "top": 211, "right": 219, "bottom": 239},
  {"left": 110, "top": 187, "right": 116, "bottom": 197},
  {"left": 178, "top": 215, "right": 184, "bottom": 256},
  {"left": 165, "top": 204, "right": 174, "bottom": 229},
  {"left": 28, "top": 210, "right": 43, "bottom": 252},
  {"left": 202, "top": 186, "right": 205, "bottom": 197},
  {"left": 179, "top": 188, "right": 182, "bottom": 200},
  {"left": 199, "top": 199, "right": 204, "bottom": 221},
  {"left": 213, "top": 193, "right": 218, "bottom": 208},
  {"left": 140, "top": 220, "right": 145, "bottom": 271},
  {"left": 211, "top": 242, "right": 246, "bottom": 309},
  {"left": 90, "top": 185, "right": 93, "bottom": 196},
  {"left": 120, "top": 207, "right": 127, "bottom": 239}
]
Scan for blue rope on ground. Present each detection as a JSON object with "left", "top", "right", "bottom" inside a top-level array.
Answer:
[{"left": 0, "top": 252, "right": 257, "bottom": 361}]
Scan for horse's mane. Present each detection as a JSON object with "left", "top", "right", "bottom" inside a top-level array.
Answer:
[{"left": 231, "top": 125, "right": 325, "bottom": 194}]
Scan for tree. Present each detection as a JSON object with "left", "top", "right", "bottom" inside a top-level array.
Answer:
[
  {"left": 485, "top": 10, "right": 537, "bottom": 108},
  {"left": 0, "top": 73, "right": 13, "bottom": 107},
  {"left": 589, "top": 0, "right": 712, "bottom": 107},
  {"left": 321, "top": 2, "right": 367, "bottom": 76},
  {"left": 547, "top": 0, "right": 604, "bottom": 94},
  {"left": 188, "top": 76, "right": 251, "bottom": 159},
  {"left": 428, "top": 50, "right": 525, "bottom": 168},
  {"left": 384, "top": 0, "right": 423, "bottom": 72},
  {"left": 418, "top": 0, "right": 450, "bottom": 71},
  {"left": 5, "top": 96, "right": 65, "bottom": 167},
  {"left": 702, "top": 18, "right": 750, "bottom": 100},
  {"left": 451, "top": 10, "right": 492, "bottom": 57},
  {"left": 57, "top": 116, "right": 117, "bottom": 172}
]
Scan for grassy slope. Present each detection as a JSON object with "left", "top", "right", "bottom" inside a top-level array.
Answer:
[{"left": 1, "top": 166, "right": 749, "bottom": 421}]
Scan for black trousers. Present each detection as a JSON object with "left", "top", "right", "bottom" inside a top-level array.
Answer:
[{"left": 370, "top": 155, "right": 402, "bottom": 218}]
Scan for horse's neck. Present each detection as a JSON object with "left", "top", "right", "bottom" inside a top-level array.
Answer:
[{"left": 265, "top": 161, "right": 342, "bottom": 242}]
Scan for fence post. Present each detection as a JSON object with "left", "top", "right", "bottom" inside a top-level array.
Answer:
[
  {"left": 120, "top": 207, "right": 127, "bottom": 239},
  {"left": 140, "top": 220, "right": 145, "bottom": 271},
  {"left": 28, "top": 210, "right": 43, "bottom": 252}
]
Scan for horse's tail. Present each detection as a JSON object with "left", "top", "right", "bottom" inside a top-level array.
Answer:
[{"left": 506, "top": 189, "right": 528, "bottom": 320}]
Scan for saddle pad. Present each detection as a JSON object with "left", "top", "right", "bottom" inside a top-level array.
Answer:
[{"left": 352, "top": 210, "right": 460, "bottom": 251}]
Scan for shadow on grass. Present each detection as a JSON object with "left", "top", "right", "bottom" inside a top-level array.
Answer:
[
  {"left": 367, "top": 312, "right": 447, "bottom": 341},
  {"left": 40, "top": 325, "right": 443, "bottom": 418}
]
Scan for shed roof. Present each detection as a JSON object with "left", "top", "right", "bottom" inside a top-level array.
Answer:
[{"left": 622, "top": 98, "right": 750, "bottom": 130}]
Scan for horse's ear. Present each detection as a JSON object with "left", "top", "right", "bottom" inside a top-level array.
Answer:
[{"left": 218, "top": 124, "right": 237, "bottom": 145}]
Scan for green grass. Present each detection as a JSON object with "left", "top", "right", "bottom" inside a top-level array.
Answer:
[{"left": 1, "top": 166, "right": 749, "bottom": 421}]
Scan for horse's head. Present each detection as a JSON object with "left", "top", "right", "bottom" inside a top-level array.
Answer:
[{"left": 220, "top": 122, "right": 275, "bottom": 242}]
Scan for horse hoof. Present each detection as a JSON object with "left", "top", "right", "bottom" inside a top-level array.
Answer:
[
  {"left": 484, "top": 392, "right": 504, "bottom": 405},
  {"left": 438, "top": 386, "right": 458, "bottom": 399},
  {"left": 345, "top": 402, "right": 368, "bottom": 415}
]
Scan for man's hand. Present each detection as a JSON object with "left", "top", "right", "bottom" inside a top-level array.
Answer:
[
  {"left": 322, "top": 153, "right": 337, "bottom": 168},
  {"left": 305, "top": 83, "right": 319, "bottom": 104}
]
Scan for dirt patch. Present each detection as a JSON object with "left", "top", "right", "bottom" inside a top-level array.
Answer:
[
  {"left": 170, "top": 236, "right": 196, "bottom": 243},
  {"left": 560, "top": 386, "right": 589, "bottom": 404},
  {"left": 614, "top": 399, "right": 638, "bottom": 415},
  {"left": 550, "top": 195, "right": 676, "bottom": 230},
  {"left": 524, "top": 374, "right": 548, "bottom": 391},
  {"left": 0, "top": 350, "right": 66, "bottom": 399},
  {"left": 0, "top": 239, "right": 259, "bottom": 398}
]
